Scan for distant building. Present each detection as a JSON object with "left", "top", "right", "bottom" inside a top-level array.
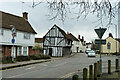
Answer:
[
  {"left": 67, "top": 33, "right": 81, "bottom": 53},
  {"left": 0, "top": 11, "right": 37, "bottom": 57},
  {"left": 86, "top": 42, "right": 92, "bottom": 49},
  {"left": 35, "top": 38, "right": 43, "bottom": 48},
  {"left": 78, "top": 35, "right": 86, "bottom": 52},
  {"left": 101, "top": 33, "right": 120, "bottom": 54},
  {"left": 43, "top": 24, "right": 72, "bottom": 56}
]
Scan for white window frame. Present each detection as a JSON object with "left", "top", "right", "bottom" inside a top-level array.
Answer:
[
  {"left": 24, "top": 33, "right": 30, "bottom": 39},
  {"left": 23, "top": 47, "right": 28, "bottom": 56},
  {"left": 17, "top": 47, "right": 22, "bottom": 56}
]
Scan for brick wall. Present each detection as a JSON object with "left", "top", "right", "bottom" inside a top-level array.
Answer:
[
  {"left": 28, "top": 47, "right": 42, "bottom": 55},
  {"left": 2, "top": 45, "right": 11, "bottom": 57}
]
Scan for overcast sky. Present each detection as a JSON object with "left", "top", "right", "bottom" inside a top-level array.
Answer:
[{"left": 0, "top": 0, "right": 118, "bottom": 42}]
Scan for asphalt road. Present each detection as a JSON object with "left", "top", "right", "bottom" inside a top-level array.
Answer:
[{"left": 2, "top": 53, "right": 118, "bottom": 78}]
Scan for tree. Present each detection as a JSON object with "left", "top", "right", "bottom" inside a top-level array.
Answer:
[{"left": 32, "top": 0, "right": 119, "bottom": 27}]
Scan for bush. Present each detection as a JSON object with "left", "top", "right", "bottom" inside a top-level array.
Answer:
[
  {"left": 2, "top": 56, "right": 12, "bottom": 64},
  {"left": 29, "top": 54, "right": 51, "bottom": 60},
  {"left": 16, "top": 55, "right": 30, "bottom": 62}
]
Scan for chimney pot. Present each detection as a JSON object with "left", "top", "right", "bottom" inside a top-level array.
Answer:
[
  {"left": 23, "top": 12, "right": 28, "bottom": 20},
  {"left": 82, "top": 36, "right": 84, "bottom": 41},
  {"left": 78, "top": 35, "right": 80, "bottom": 39}
]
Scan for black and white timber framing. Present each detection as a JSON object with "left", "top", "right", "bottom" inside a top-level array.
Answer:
[{"left": 43, "top": 24, "right": 72, "bottom": 57}]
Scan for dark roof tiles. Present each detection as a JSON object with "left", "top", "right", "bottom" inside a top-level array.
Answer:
[{"left": 0, "top": 11, "right": 37, "bottom": 34}]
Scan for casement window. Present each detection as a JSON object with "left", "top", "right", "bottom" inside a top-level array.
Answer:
[
  {"left": 24, "top": 33, "right": 30, "bottom": 39},
  {"left": 0, "top": 29, "right": 4, "bottom": 35},
  {"left": 17, "top": 47, "right": 22, "bottom": 56},
  {"left": 23, "top": 47, "right": 28, "bottom": 56}
]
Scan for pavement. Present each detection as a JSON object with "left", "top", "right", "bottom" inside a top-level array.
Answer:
[{"left": 0, "top": 53, "right": 76, "bottom": 70}]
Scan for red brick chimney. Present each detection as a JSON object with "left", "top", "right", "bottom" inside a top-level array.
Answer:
[
  {"left": 78, "top": 35, "right": 80, "bottom": 39},
  {"left": 23, "top": 12, "right": 28, "bottom": 20}
]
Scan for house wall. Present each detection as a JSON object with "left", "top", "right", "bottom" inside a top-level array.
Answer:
[
  {"left": 35, "top": 43, "right": 43, "bottom": 48},
  {"left": 0, "top": 28, "right": 35, "bottom": 46},
  {"left": 2, "top": 45, "right": 12, "bottom": 57},
  {"left": 2, "top": 45, "right": 41, "bottom": 57},
  {"left": 78, "top": 40, "right": 86, "bottom": 52},
  {"left": 43, "top": 26, "right": 72, "bottom": 56},
  {"left": 62, "top": 47, "right": 71, "bottom": 56},
  {"left": 0, "top": 28, "right": 36, "bottom": 57},
  {"left": 28, "top": 47, "right": 42, "bottom": 55},
  {"left": 71, "top": 41, "right": 81, "bottom": 53},
  {"left": 101, "top": 37, "right": 120, "bottom": 54}
]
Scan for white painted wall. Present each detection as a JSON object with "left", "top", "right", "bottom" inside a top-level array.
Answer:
[
  {"left": 71, "top": 41, "right": 81, "bottom": 53},
  {"left": 0, "top": 28, "right": 35, "bottom": 46}
]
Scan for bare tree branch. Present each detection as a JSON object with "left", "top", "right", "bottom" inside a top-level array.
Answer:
[{"left": 32, "top": 0, "right": 118, "bottom": 27}]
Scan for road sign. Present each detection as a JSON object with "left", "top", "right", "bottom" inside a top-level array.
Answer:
[
  {"left": 95, "top": 27, "right": 107, "bottom": 39},
  {"left": 107, "top": 42, "right": 111, "bottom": 49},
  {"left": 11, "top": 38, "right": 15, "bottom": 44},
  {"left": 95, "top": 39, "right": 106, "bottom": 44},
  {"left": 12, "top": 27, "right": 16, "bottom": 34}
]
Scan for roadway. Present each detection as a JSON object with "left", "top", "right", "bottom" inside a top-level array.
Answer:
[{"left": 2, "top": 53, "right": 118, "bottom": 78}]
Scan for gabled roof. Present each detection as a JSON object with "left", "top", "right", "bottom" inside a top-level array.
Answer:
[
  {"left": 67, "top": 33, "right": 79, "bottom": 41},
  {"left": 55, "top": 25, "right": 71, "bottom": 40},
  {"left": 44, "top": 24, "right": 72, "bottom": 40},
  {"left": 35, "top": 38, "right": 43, "bottom": 43},
  {"left": 105, "top": 35, "right": 120, "bottom": 42},
  {"left": 0, "top": 11, "right": 37, "bottom": 34}
]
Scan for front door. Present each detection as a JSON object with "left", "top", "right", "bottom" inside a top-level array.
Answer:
[
  {"left": 77, "top": 47, "right": 79, "bottom": 53},
  {"left": 49, "top": 48, "right": 52, "bottom": 56},
  {"left": 11, "top": 47, "right": 16, "bottom": 58}
]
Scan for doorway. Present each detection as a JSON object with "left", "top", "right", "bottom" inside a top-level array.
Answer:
[
  {"left": 77, "top": 47, "right": 79, "bottom": 53},
  {"left": 49, "top": 48, "right": 52, "bottom": 56}
]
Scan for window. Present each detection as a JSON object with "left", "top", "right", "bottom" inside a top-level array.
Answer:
[
  {"left": 24, "top": 33, "right": 30, "bottom": 39},
  {"left": 18, "top": 47, "right": 22, "bottom": 56},
  {"left": 0, "top": 29, "right": 4, "bottom": 35},
  {"left": 23, "top": 47, "right": 28, "bottom": 56}
]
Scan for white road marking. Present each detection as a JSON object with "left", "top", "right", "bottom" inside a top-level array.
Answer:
[
  {"left": 25, "top": 67, "right": 35, "bottom": 70},
  {"left": 8, "top": 68, "right": 47, "bottom": 78}
]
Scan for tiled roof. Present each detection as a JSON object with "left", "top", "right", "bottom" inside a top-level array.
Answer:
[
  {"left": 67, "top": 33, "right": 79, "bottom": 41},
  {"left": 55, "top": 25, "right": 71, "bottom": 40},
  {"left": 35, "top": 38, "right": 43, "bottom": 43},
  {"left": 0, "top": 11, "right": 37, "bottom": 34}
]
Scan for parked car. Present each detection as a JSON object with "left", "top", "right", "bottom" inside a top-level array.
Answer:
[
  {"left": 85, "top": 50, "right": 91, "bottom": 54},
  {"left": 88, "top": 50, "right": 96, "bottom": 57},
  {"left": 85, "top": 48, "right": 91, "bottom": 54}
]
